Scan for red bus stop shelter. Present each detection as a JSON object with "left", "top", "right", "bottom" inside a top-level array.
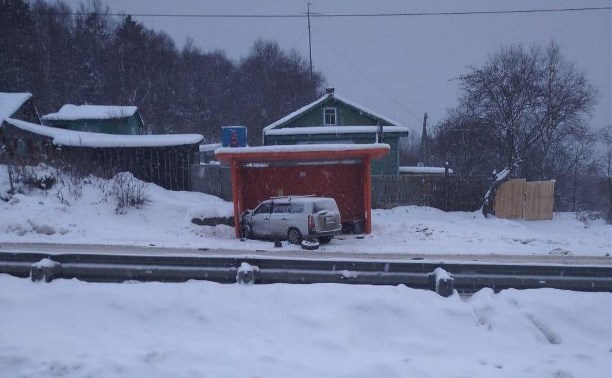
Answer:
[{"left": 215, "top": 144, "right": 389, "bottom": 238}]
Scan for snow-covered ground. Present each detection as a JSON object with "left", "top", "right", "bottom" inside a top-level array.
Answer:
[
  {"left": 0, "top": 165, "right": 609, "bottom": 256},
  {"left": 0, "top": 275, "right": 610, "bottom": 378},
  {"left": 1, "top": 167, "right": 611, "bottom": 377}
]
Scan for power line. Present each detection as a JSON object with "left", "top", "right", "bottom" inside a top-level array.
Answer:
[
  {"left": 311, "top": 7, "right": 612, "bottom": 18},
  {"left": 41, "top": 6, "right": 611, "bottom": 19},
  {"left": 313, "top": 30, "right": 422, "bottom": 122}
]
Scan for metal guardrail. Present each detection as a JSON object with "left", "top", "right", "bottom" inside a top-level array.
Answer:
[{"left": 1, "top": 251, "right": 610, "bottom": 294}]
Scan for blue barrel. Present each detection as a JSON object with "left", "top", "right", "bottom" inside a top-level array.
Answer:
[{"left": 222, "top": 126, "right": 247, "bottom": 147}]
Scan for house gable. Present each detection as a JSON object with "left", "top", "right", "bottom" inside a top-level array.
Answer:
[
  {"left": 0, "top": 92, "right": 39, "bottom": 125},
  {"left": 264, "top": 91, "right": 399, "bottom": 132}
]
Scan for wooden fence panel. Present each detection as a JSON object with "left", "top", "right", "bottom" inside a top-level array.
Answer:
[
  {"left": 525, "top": 180, "right": 555, "bottom": 220},
  {"left": 494, "top": 179, "right": 526, "bottom": 219}
]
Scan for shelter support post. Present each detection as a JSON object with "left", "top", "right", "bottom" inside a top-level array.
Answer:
[
  {"left": 231, "top": 160, "right": 243, "bottom": 237},
  {"left": 363, "top": 156, "right": 372, "bottom": 234}
]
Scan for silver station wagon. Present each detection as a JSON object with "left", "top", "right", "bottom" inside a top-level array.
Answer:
[{"left": 240, "top": 196, "right": 342, "bottom": 244}]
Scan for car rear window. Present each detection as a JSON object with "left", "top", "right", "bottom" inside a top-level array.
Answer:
[{"left": 313, "top": 199, "right": 338, "bottom": 213}]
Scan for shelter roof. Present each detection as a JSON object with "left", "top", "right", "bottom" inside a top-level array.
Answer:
[{"left": 215, "top": 143, "right": 390, "bottom": 162}]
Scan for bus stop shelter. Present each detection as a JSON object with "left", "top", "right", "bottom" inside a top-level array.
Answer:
[{"left": 215, "top": 144, "right": 389, "bottom": 238}]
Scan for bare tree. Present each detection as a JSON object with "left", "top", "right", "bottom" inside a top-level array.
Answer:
[
  {"left": 448, "top": 42, "right": 596, "bottom": 216},
  {"left": 599, "top": 127, "right": 612, "bottom": 223}
]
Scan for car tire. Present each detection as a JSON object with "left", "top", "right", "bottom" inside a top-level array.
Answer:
[
  {"left": 241, "top": 223, "right": 252, "bottom": 240},
  {"left": 301, "top": 239, "right": 320, "bottom": 250},
  {"left": 318, "top": 236, "right": 333, "bottom": 244},
  {"left": 287, "top": 228, "right": 303, "bottom": 245}
]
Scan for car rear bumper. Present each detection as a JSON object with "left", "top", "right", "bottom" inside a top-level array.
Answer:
[{"left": 309, "top": 228, "right": 342, "bottom": 237}]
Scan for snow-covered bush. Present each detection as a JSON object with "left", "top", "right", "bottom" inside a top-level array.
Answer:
[
  {"left": 13, "top": 163, "right": 56, "bottom": 191},
  {"left": 575, "top": 210, "right": 605, "bottom": 228},
  {"left": 0, "top": 163, "right": 88, "bottom": 204},
  {"left": 112, "top": 172, "right": 147, "bottom": 214},
  {"left": 53, "top": 169, "right": 85, "bottom": 206}
]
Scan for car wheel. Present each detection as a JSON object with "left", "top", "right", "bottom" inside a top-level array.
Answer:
[
  {"left": 287, "top": 228, "right": 303, "bottom": 245},
  {"left": 301, "top": 239, "right": 320, "bottom": 250},
  {"left": 241, "top": 223, "right": 252, "bottom": 239},
  {"left": 318, "top": 235, "right": 333, "bottom": 244}
]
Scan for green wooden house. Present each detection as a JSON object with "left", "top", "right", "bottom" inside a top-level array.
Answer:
[
  {"left": 41, "top": 104, "right": 144, "bottom": 135},
  {"left": 262, "top": 88, "right": 409, "bottom": 175}
]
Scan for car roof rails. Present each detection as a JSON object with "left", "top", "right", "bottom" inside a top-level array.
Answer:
[{"left": 270, "top": 194, "right": 316, "bottom": 201}]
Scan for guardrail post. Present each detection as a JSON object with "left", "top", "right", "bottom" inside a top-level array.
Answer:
[
  {"left": 30, "top": 258, "right": 61, "bottom": 282},
  {"left": 236, "top": 262, "right": 257, "bottom": 285},
  {"left": 430, "top": 267, "right": 454, "bottom": 297}
]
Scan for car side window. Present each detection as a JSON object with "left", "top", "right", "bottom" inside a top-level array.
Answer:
[
  {"left": 255, "top": 203, "right": 272, "bottom": 215},
  {"left": 289, "top": 203, "right": 304, "bottom": 214},
  {"left": 273, "top": 203, "right": 290, "bottom": 214}
]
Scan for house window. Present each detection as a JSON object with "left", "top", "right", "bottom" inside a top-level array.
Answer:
[{"left": 324, "top": 107, "right": 337, "bottom": 125}]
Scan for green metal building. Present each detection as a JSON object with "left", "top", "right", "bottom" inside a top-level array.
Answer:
[
  {"left": 262, "top": 88, "right": 409, "bottom": 175},
  {"left": 41, "top": 104, "right": 144, "bottom": 135}
]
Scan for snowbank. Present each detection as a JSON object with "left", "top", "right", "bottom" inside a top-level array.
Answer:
[{"left": 0, "top": 275, "right": 609, "bottom": 377}]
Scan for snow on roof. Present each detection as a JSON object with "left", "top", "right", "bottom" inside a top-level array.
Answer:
[
  {"left": 400, "top": 166, "right": 454, "bottom": 174},
  {"left": 216, "top": 143, "right": 389, "bottom": 156},
  {"left": 0, "top": 92, "right": 32, "bottom": 122},
  {"left": 262, "top": 92, "right": 401, "bottom": 133},
  {"left": 199, "top": 143, "right": 222, "bottom": 152},
  {"left": 266, "top": 126, "right": 410, "bottom": 136},
  {"left": 41, "top": 104, "right": 138, "bottom": 121},
  {"left": 5, "top": 118, "right": 203, "bottom": 148},
  {"left": 262, "top": 95, "right": 330, "bottom": 132}
]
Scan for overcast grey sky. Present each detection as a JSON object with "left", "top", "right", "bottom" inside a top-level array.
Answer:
[{"left": 62, "top": 0, "right": 611, "bottom": 135}]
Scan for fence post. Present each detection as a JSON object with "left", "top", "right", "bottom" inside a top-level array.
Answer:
[{"left": 444, "top": 162, "right": 450, "bottom": 211}]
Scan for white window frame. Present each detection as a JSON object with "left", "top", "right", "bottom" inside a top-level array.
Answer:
[{"left": 323, "top": 107, "right": 337, "bottom": 126}]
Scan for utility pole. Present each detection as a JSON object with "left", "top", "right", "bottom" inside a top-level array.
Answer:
[{"left": 307, "top": 3, "right": 313, "bottom": 82}]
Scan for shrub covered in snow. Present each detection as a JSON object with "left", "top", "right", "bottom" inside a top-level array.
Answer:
[
  {"left": 112, "top": 172, "right": 148, "bottom": 214},
  {"left": 12, "top": 163, "right": 56, "bottom": 190}
]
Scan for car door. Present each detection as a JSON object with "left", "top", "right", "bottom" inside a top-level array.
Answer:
[
  {"left": 251, "top": 202, "right": 272, "bottom": 237},
  {"left": 269, "top": 202, "right": 290, "bottom": 238}
]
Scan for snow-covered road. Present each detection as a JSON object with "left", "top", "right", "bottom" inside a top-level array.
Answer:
[{"left": 1, "top": 242, "right": 610, "bottom": 266}]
